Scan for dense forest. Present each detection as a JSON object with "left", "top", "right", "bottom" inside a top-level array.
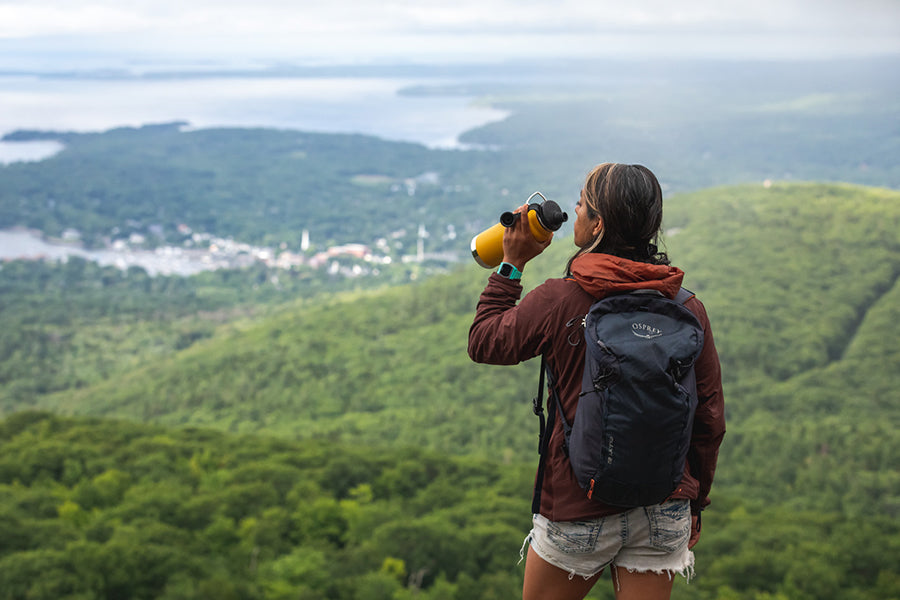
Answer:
[
  {"left": 2, "top": 182, "right": 899, "bottom": 598},
  {"left": 0, "top": 256, "right": 430, "bottom": 408},
  {"left": 2, "top": 411, "right": 898, "bottom": 600},
  {"left": 0, "top": 411, "right": 536, "bottom": 600}
]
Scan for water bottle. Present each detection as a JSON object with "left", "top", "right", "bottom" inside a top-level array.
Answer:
[{"left": 470, "top": 192, "right": 568, "bottom": 268}]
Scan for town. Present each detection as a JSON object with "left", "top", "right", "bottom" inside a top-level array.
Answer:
[{"left": 0, "top": 222, "right": 462, "bottom": 278}]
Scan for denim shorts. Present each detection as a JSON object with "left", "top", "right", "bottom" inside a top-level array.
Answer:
[{"left": 523, "top": 500, "right": 694, "bottom": 580}]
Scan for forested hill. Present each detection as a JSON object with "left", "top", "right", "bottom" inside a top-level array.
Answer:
[
  {"left": 30, "top": 182, "right": 900, "bottom": 509},
  {"left": 0, "top": 124, "right": 512, "bottom": 253},
  {"left": 2, "top": 181, "right": 900, "bottom": 598}
]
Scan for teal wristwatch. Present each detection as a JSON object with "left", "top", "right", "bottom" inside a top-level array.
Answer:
[{"left": 497, "top": 262, "right": 522, "bottom": 280}]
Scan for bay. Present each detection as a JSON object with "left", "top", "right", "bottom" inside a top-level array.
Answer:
[{"left": 0, "top": 74, "right": 509, "bottom": 163}]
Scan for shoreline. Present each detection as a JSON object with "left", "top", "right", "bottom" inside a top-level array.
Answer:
[
  {"left": 0, "top": 74, "right": 510, "bottom": 157},
  {"left": 0, "top": 139, "right": 66, "bottom": 164}
]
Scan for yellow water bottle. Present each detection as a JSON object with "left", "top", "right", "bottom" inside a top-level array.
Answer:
[{"left": 470, "top": 192, "right": 568, "bottom": 268}]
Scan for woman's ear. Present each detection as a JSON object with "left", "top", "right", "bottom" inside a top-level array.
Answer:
[{"left": 592, "top": 218, "right": 604, "bottom": 238}]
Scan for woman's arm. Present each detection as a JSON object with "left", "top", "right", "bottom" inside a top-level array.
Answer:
[
  {"left": 468, "top": 202, "right": 555, "bottom": 365},
  {"left": 687, "top": 299, "right": 726, "bottom": 515}
]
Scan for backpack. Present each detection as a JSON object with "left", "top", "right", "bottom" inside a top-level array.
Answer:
[{"left": 531, "top": 288, "right": 704, "bottom": 511}]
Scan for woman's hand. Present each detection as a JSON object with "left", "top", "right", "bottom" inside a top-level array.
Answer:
[
  {"left": 688, "top": 514, "right": 701, "bottom": 549},
  {"left": 502, "top": 203, "right": 553, "bottom": 270}
]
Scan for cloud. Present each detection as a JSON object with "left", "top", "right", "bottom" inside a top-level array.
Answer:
[
  {"left": 0, "top": 3, "right": 152, "bottom": 37},
  {"left": 0, "top": 0, "right": 898, "bottom": 60}
]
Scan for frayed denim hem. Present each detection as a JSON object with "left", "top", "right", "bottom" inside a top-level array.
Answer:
[
  {"left": 612, "top": 549, "right": 695, "bottom": 590},
  {"left": 518, "top": 531, "right": 533, "bottom": 566}
]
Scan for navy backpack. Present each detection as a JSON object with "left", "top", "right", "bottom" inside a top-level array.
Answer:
[{"left": 532, "top": 288, "right": 704, "bottom": 511}]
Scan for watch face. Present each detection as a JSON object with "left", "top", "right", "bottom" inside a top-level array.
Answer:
[{"left": 498, "top": 263, "right": 520, "bottom": 279}]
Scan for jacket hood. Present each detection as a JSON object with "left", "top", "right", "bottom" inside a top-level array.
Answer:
[{"left": 570, "top": 253, "right": 684, "bottom": 299}]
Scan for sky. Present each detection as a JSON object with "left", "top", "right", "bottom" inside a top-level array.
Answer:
[{"left": 1, "top": 0, "right": 899, "bottom": 68}]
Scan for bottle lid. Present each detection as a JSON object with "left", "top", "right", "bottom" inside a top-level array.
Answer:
[{"left": 534, "top": 199, "right": 568, "bottom": 232}]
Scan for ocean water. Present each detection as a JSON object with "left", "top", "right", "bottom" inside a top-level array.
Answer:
[{"left": 0, "top": 73, "right": 509, "bottom": 163}]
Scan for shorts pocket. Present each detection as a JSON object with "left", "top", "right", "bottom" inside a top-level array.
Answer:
[
  {"left": 546, "top": 519, "right": 604, "bottom": 555},
  {"left": 646, "top": 500, "right": 690, "bottom": 552}
]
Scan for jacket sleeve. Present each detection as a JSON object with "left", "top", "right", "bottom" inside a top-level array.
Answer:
[
  {"left": 686, "top": 298, "right": 726, "bottom": 514},
  {"left": 468, "top": 273, "right": 553, "bottom": 365}
]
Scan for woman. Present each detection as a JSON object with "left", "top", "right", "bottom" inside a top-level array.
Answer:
[{"left": 468, "top": 163, "right": 725, "bottom": 600}]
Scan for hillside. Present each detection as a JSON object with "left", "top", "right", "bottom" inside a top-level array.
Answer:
[
  {"left": 663, "top": 183, "right": 900, "bottom": 519},
  {"left": 3, "top": 181, "right": 900, "bottom": 598},
  {"left": 33, "top": 183, "right": 900, "bottom": 510}
]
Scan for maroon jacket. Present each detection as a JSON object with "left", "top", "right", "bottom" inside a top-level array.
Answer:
[{"left": 469, "top": 253, "right": 725, "bottom": 521}]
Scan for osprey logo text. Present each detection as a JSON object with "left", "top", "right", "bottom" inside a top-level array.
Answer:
[{"left": 632, "top": 322, "right": 662, "bottom": 339}]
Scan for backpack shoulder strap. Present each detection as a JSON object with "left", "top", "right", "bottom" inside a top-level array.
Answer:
[
  {"left": 531, "top": 355, "right": 565, "bottom": 514},
  {"left": 674, "top": 287, "right": 695, "bottom": 305},
  {"left": 546, "top": 364, "right": 571, "bottom": 455}
]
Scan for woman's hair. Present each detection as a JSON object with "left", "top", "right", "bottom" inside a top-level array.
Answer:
[{"left": 566, "top": 162, "right": 670, "bottom": 274}]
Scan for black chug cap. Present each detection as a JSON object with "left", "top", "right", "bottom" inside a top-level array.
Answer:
[{"left": 534, "top": 199, "right": 568, "bottom": 232}]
